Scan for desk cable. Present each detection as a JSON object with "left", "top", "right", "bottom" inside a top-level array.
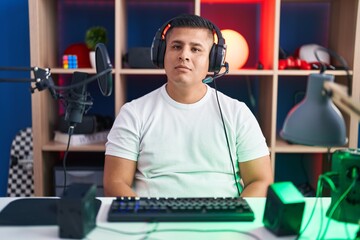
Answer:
[
  {"left": 61, "top": 125, "right": 75, "bottom": 194},
  {"left": 93, "top": 222, "right": 262, "bottom": 240},
  {"left": 296, "top": 170, "right": 357, "bottom": 240}
]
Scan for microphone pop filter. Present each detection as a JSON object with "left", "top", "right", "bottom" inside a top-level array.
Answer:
[{"left": 95, "top": 43, "right": 113, "bottom": 96}]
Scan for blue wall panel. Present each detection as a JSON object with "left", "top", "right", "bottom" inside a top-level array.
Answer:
[{"left": 0, "top": 0, "right": 31, "bottom": 196}]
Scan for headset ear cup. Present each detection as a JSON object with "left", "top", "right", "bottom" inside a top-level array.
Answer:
[
  {"left": 151, "top": 36, "right": 162, "bottom": 68},
  {"left": 208, "top": 44, "right": 225, "bottom": 73},
  {"left": 208, "top": 44, "right": 216, "bottom": 72},
  {"left": 151, "top": 38, "right": 159, "bottom": 67},
  {"left": 157, "top": 40, "right": 166, "bottom": 68},
  {"left": 151, "top": 26, "right": 167, "bottom": 68}
]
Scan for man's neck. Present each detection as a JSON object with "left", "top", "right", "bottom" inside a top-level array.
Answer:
[{"left": 165, "top": 83, "right": 207, "bottom": 104}]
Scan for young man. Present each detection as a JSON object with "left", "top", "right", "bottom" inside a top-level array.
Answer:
[{"left": 104, "top": 14, "right": 273, "bottom": 197}]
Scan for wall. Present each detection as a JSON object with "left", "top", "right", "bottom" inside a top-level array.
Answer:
[{"left": 0, "top": 0, "right": 31, "bottom": 196}]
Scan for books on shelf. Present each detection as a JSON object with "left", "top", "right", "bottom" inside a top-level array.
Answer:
[{"left": 54, "top": 130, "right": 109, "bottom": 146}]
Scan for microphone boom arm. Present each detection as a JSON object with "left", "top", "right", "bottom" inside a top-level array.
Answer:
[{"left": 0, "top": 66, "right": 58, "bottom": 98}]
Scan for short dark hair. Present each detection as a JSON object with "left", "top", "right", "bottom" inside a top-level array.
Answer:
[
  {"left": 169, "top": 14, "right": 215, "bottom": 30},
  {"left": 165, "top": 14, "right": 215, "bottom": 40}
]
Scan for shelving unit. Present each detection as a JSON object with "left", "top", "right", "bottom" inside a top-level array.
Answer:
[{"left": 28, "top": 0, "right": 360, "bottom": 196}]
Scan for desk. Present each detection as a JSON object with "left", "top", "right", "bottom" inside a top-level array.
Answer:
[{"left": 0, "top": 197, "right": 358, "bottom": 240}]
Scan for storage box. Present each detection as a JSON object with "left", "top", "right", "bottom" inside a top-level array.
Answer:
[{"left": 54, "top": 166, "right": 104, "bottom": 197}]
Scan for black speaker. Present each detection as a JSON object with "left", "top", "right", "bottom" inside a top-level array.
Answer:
[
  {"left": 57, "top": 183, "right": 97, "bottom": 239},
  {"left": 125, "top": 47, "right": 157, "bottom": 69},
  {"left": 263, "top": 181, "right": 305, "bottom": 236},
  {"left": 151, "top": 14, "right": 226, "bottom": 72}
]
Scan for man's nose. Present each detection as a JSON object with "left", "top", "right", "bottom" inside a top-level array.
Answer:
[{"left": 178, "top": 49, "right": 190, "bottom": 61}]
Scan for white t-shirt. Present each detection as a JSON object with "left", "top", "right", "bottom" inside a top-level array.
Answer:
[{"left": 106, "top": 84, "right": 269, "bottom": 197}]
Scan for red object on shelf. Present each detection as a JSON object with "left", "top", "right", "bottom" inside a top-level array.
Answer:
[
  {"left": 63, "top": 43, "right": 91, "bottom": 68},
  {"left": 202, "top": 0, "right": 263, "bottom": 3},
  {"left": 278, "top": 56, "right": 311, "bottom": 70}
]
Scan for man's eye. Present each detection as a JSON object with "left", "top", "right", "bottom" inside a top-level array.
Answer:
[
  {"left": 192, "top": 48, "right": 201, "bottom": 52},
  {"left": 172, "top": 45, "right": 181, "bottom": 49}
]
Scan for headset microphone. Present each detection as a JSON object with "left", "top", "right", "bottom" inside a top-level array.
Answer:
[
  {"left": 202, "top": 62, "right": 229, "bottom": 84},
  {"left": 202, "top": 76, "right": 214, "bottom": 84}
]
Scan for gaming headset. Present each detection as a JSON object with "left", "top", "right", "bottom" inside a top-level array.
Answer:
[{"left": 151, "top": 15, "right": 227, "bottom": 73}]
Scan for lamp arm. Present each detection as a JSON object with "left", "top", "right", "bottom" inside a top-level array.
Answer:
[{"left": 323, "top": 81, "right": 360, "bottom": 119}]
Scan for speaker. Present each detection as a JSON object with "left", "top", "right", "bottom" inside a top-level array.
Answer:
[
  {"left": 263, "top": 181, "right": 305, "bottom": 236},
  {"left": 57, "top": 183, "right": 97, "bottom": 239},
  {"left": 151, "top": 14, "right": 226, "bottom": 72},
  {"left": 327, "top": 149, "right": 360, "bottom": 223},
  {"left": 125, "top": 47, "right": 157, "bottom": 69}
]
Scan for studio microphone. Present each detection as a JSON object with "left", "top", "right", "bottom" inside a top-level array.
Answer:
[
  {"left": 64, "top": 71, "right": 93, "bottom": 126},
  {"left": 202, "top": 62, "right": 229, "bottom": 84},
  {"left": 62, "top": 43, "right": 112, "bottom": 127}
]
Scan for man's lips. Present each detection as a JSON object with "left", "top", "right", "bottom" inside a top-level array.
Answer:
[{"left": 175, "top": 65, "right": 191, "bottom": 71}]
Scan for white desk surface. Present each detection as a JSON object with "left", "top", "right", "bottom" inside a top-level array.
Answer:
[{"left": 0, "top": 197, "right": 358, "bottom": 240}]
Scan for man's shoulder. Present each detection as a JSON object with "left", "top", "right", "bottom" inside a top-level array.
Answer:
[{"left": 127, "top": 84, "right": 164, "bottom": 106}]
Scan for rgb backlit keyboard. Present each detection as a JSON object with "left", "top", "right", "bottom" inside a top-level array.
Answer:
[{"left": 107, "top": 197, "right": 255, "bottom": 222}]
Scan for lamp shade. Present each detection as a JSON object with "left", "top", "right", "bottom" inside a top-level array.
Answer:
[{"left": 280, "top": 73, "right": 347, "bottom": 147}]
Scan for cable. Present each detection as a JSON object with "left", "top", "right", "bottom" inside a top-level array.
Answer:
[
  {"left": 319, "top": 177, "right": 357, "bottom": 240},
  {"left": 51, "top": 68, "right": 112, "bottom": 91},
  {"left": 212, "top": 78, "right": 242, "bottom": 197},
  {"left": 141, "top": 222, "right": 159, "bottom": 240},
  {"left": 296, "top": 171, "right": 335, "bottom": 239},
  {"left": 95, "top": 224, "right": 262, "bottom": 240},
  {"left": 295, "top": 196, "right": 320, "bottom": 240},
  {"left": 62, "top": 125, "right": 75, "bottom": 194},
  {"left": 319, "top": 172, "right": 338, "bottom": 192},
  {"left": 314, "top": 47, "right": 352, "bottom": 96},
  {"left": 245, "top": 76, "right": 256, "bottom": 111}
]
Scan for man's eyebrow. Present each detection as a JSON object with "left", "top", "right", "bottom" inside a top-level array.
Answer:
[{"left": 170, "top": 40, "right": 206, "bottom": 48}]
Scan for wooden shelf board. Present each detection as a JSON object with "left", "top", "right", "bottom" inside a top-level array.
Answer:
[
  {"left": 43, "top": 141, "right": 106, "bottom": 152},
  {"left": 274, "top": 138, "right": 346, "bottom": 153},
  {"left": 119, "top": 68, "right": 274, "bottom": 75},
  {"left": 50, "top": 68, "right": 115, "bottom": 74},
  {"left": 277, "top": 70, "right": 353, "bottom": 76},
  {"left": 120, "top": 69, "right": 166, "bottom": 75}
]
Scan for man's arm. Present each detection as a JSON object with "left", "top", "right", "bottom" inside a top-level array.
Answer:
[
  {"left": 239, "top": 155, "right": 274, "bottom": 197},
  {"left": 103, "top": 155, "right": 137, "bottom": 197}
]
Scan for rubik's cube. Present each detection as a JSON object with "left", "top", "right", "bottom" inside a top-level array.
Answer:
[{"left": 63, "top": 55, "right": 78, "bottom": 69}]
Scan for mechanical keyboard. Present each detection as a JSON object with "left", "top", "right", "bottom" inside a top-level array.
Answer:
[{"left": 107, "top": 197, "right": 255, "bottom": 222}]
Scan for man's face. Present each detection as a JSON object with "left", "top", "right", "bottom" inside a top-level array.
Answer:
[{"left": 164, "top": 27, "right": 213, "bottom": 88}]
